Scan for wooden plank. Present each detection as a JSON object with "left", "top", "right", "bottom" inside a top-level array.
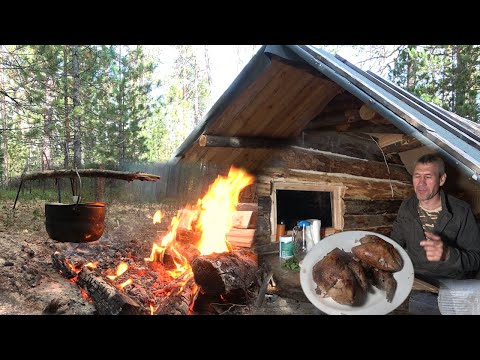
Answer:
[
  {"left": 226, "top": 228, "right": 255, "bottom": 248},
  {"left": 219, "top": 59, "right": 307, "bottom": 136},
  {"left": 271, "top": 79, "right": 341, "bottom": 137},
  {"left": 231, "top": 211, "right": 254, "bottom": 229},
  {"left": 236, "top": 203, "right": 258, "bottom": 211},
  {"left": 212, "top": 59, "right": 286, "bottom": 134},
  {"left": 412, "top": 278, "right": 439, "bottom": 294},
  {"left": 237, "top": 67, "right": 317, "bottom": 137},
  {"left": 381, "top": 135, "right": 423, "bottom": 154}
]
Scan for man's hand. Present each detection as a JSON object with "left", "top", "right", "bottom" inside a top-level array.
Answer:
[{"left": 420, "top": 231, "right": 449, "bottom": 262}]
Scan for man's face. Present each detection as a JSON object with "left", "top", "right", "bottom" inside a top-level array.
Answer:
[{"left": 412, "top": 162, "right": 446, "bottom": 202}]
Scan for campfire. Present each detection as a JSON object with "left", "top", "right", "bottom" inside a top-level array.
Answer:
[{"left": 51, "top": 166, "right": 260, "bottom": 315}]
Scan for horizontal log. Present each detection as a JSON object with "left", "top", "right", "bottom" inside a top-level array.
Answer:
[
  {"left": 299, "top": 130, "right": 385, "bottom": 162},
  {"left": 334, "top": 122, "right": 403, "bottom": 134},
  {"left": 344, "top": 199, "right": 403, "bottom": 215},
  {"left": 191, "top": 250, "right": 258, "bottom": 302},
  {"left": 270, "top": 147, "right": 411, "bottom": 182},
  {"left": 343, "top": 213, "right": 397, "bottom": 229},
  {"left": 21, "top": 169, "right": 160, "bottom": 182},
  {"left": 359, "top": 104, "right": 376, "bottom": 120},
  {"left": 77, "top": 267, "right": 145, "bottom": 315},
  {"left": 257, "top": 168, "right": 413, "bottom": 200},
  {"left": 342, "top": 225, "right": 393, "bottom": 236},
  {"left": 51, "top": 252, "right": 78, "bottom": 279},
  {"left": 199, "top": 134, "right": 292, "bottom": 149}
]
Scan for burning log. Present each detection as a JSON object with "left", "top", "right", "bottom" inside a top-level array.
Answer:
[
  {"left": 77, "top": 268, "right": 146, "bottom": 315},
  {"left": 51, "top": 252, "right": 78, "bottom": 279},
  {"left": 154, "top": 273, "right": 198, "bottom": 315},
  {"left": 191, "top": 250, "right": 258, "bottom": 303},
  {"left": 164, "top": 243, "right": 201, "bottom": 265},
  {"left": 52, "top": 253, "right": 145, "bottom": 315}
]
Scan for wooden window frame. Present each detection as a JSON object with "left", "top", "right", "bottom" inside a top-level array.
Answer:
[{"left": 270, "top": 181, "right": 344, "bottom": 242}]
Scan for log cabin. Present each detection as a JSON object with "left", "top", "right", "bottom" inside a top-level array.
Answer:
[{"left": 166, "top": 45, "right": 480, "bottom": 256}]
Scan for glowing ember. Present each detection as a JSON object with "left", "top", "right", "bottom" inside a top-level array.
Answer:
[
  {"left": 84, "top": 262, "right": 98, "bottom": 269},
  {"left": 80, "top": 288, "right": 92, "bottom": 302}
]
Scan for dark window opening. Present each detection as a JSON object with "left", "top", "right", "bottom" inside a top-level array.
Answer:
[{"left": 276, "top": 190, "right": 333, "bottom": 231}]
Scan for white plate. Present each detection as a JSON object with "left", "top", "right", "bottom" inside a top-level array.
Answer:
[{"left": 300, "top": 230, "right": 414, "bottom": 315}]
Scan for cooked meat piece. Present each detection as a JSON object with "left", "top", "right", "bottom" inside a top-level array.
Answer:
[
  {"left": 351, "top": 235, "right": 403, "bottom": 272},
  {"left": 343, "top": 253, "right": 369, "bottom": 292},
  {"left": 312, "top": 248, "right": 357, "bottom": 305},
  {"left": 371, "top": 268, "right": 397, "bottom": 303}
]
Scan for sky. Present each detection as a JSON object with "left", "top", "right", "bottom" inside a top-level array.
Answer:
[{"left": 205, "top": 45, "right": 397, "bottom": 102}]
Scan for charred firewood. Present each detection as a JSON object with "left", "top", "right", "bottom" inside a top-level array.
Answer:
[
  {"left": 154, "top": 273, "right": 198, "bottom": 315},
  {"left": 191, "top": 249, "right": 258, "bottom": 303},
  {"left": 51, "top": 252, "right": 78, "bottom": 279},
  {"left": 163, "top": 243, "right": 201, "bottom": 266},
  {"left": 76, "top": 268, "right": 146, "bottom": 315}
]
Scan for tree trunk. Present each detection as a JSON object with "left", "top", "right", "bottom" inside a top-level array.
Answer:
[
  {"left": 193, "top": 57, "right": 200, "bottom": 125},
  {"left": 63, "top": 46, "right": 70, "bottom": 169},
  {"left": 0, "top": 73, "right": 8, "bottom": 186},
  {"left": 42, "top": 78, "right": 53, "bottom": 170},
  {"left": 117, "top": 46, "right": 126, "bottom": 165},
  {"left": 406, "top": 45, "right": 417, "bottom": 92},
  {"left": 204, "top": 45, "right": 212, "bottom": 87},
  {"left": 72, "top": 45, "right": 82, "bottom": 167}
]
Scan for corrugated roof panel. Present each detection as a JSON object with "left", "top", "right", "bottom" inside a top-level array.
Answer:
[{"left": 293, "top": 45, "right": 480, "bottom": 179}]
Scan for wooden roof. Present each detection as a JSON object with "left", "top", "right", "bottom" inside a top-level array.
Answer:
[{"left": 171, "top": 45, "right": 480, "bottom": 183}]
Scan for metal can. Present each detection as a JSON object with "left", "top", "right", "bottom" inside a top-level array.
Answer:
[{"left": 279, "top": 235, "right": 294, "bottom": 263}]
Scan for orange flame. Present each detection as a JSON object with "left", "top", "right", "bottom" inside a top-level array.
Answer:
[
  {"left": 196, "top": 166, "right": 254, "bottom": 255},
  {"left": 84, "top": 262, "right": 98, "bottom": 269},
  {"left": 145, "top": 166, "right": 254, "bottom": 288},
  {"left": 153, "top": 210, "right": 163, "bottom": 224},
  {"left": 119, "top": 278, "right": 133, "bottom": 289},
  {"left": 107, "top": 262, "right": 129, "bottom": 280}
]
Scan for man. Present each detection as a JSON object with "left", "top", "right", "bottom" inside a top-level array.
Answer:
[{"left": 390, "top": 153, "right": 480, "bottom": 280}]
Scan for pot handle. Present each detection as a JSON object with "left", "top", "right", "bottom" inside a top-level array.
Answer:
[{"left": 73, "top": 168, "right": 82, "bottom": 211}]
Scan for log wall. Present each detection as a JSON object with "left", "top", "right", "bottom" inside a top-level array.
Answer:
[{"left": 253, "top": 146, "right": 413, "bottom": 254}]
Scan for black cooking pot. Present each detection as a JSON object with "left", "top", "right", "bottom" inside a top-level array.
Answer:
[{"left": 45, "top": 201, "right": 106, "bottom": 243}]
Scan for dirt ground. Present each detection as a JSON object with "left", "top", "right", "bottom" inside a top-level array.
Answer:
[
  {"left": 0, "top": 198, "right": 178, "bottom": 315},
  {"left": 0, "top": 197, "right": 323, "bottom": 316}
]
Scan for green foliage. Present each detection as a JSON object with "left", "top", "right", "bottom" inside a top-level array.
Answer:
[
  {"left": 390, "top": 45, "right": 480, "bottom": 122},
  {"left": 282, "top": 257, "right": 300, "bottom": 271}
]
